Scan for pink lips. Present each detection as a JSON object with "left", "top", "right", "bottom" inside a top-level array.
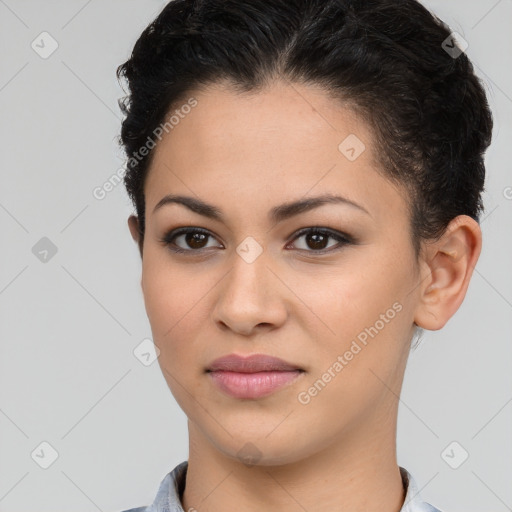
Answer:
[{"left": 206, "top": 353, "right": 304, "bottom": 399}]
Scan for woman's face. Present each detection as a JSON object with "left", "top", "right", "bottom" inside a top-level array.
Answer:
[{"left": 132, "top": 80, "right": 424, "bottom": 465}]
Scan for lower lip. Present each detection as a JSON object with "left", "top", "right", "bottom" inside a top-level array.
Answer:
[{"left": 208, "top": 370, "right": 304, "bottom": 399}]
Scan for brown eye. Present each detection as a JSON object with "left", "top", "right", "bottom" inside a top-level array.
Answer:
[
  {"left": 288, "top": 227, "right": 353, "bottom": 253},
  {"left": 183, "top": 231, "right": 208, "bottom": 249},
  {"left": 304, "top": 231, "right": 330, "bottom": 250},
  {"left": 160, "top": 226, "right": 353, "bottom": 256},
  {"left": 160, "top": 227, "right": 223, "bottom": 253}
]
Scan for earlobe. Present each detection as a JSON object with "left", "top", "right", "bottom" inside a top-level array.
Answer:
[{"left": 413, "top": 215, "right": 482, "bottom": 330}]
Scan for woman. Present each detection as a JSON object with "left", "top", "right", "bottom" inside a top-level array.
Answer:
[{"left": 116, "top": 0, "right": 493, "bottom": 510}]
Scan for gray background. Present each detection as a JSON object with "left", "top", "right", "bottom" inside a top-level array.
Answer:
[{"left": 0, "top": 1, "right": 510, "bottom": 511}]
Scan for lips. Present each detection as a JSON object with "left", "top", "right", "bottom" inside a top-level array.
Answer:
[{"left": 206, "top": 353, "right": 303, "bottom": 373}]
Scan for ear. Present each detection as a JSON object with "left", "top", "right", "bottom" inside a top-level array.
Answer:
[
  {"left": 128, "top": 215, "right": 140, "bottom": 243},
  {"left": 413, "top": 215, "right": 482, "bottom": 330},
  {"left": 127, "top": 215, "right": 144, "bottom": 262}
]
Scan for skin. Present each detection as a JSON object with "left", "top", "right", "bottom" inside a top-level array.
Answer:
[{"left": 128, "top": 80, "right": 481, "bottom": 512}]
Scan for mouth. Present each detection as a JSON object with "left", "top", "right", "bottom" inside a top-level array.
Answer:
[
  {"left": 206, "top": 352, "right": 304, "bottom": 373},
  {"left": 205, "top": 353, "right": 305, "bottom": 399},
  {"left": 207, "top": 369, "right": 304, "bottom": 399}
]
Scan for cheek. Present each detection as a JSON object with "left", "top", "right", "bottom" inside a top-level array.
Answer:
[
  {"left": 310, "top": 251, "right": 416, "bottom": 365},
  {"left": 141, "top": 262, "right": 206, "bottom": 406},
  {"left": 312, "top": 262, "right": 407, "bottom": 330},
  {"left": 294, "top": 269, "right": 413, "bottom": 426},
  {"left": 141, "top": 253, "right": 212, "bottom": 362}
]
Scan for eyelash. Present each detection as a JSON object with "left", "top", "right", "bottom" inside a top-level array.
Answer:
[{"left": 159, "top": 226, "right": 354, "bottom": 256}]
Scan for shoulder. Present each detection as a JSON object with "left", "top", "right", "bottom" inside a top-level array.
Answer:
[
  {"left": 399, "top": 466, "right": 444, "bottom": 512},
  {"left": 116, "top": 460, "right": 189, "bottom": 512}
]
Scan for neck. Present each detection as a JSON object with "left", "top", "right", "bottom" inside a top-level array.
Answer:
[{"left": 182, "top": 412, "right": 405, "bottom": 512}]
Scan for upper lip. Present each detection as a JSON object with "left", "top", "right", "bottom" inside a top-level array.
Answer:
[{"left": 207, "top": 353, "right": 303, "bottom": 373}]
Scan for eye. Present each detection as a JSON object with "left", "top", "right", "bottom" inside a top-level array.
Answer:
[
  {"left": 159, "top": 227, "right": 223, "bottom": 254},
  {"left": 159, "top": 226, "right": 354, "bottom": 255},
  {"left": 286, "top": 227, "right": 353, "bottom": 253}
]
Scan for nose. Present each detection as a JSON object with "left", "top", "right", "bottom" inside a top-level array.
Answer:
[{"left": 212, "top": 250, "right": 288, "bottom": 336}]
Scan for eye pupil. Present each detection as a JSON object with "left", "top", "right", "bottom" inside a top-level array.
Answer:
[
  {"left": 307, "top": 232, "right": 328, "bottom": 250},
  {"left": 186, "top": 232, "right": 207, "bottom": 248}
]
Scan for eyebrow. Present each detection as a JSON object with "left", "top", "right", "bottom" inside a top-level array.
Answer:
[{"left": 152, "top": 193, "right": 370, "bottom": 223}]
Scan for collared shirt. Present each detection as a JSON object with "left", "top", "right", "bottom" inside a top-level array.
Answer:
[{"left": 121, "top": 461, "right": 442, "bottom": 512}]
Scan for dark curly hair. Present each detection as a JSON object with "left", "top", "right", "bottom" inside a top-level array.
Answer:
[{"left": 116, "top": 0, "right": 493, "bottom": 258}]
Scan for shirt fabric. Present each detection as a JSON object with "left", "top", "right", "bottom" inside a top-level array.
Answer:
[{"left": 120, "top": 460, "right": 442, "bottom": 512}]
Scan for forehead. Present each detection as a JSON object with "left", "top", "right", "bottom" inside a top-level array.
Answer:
[{"left": 144, "top": 81, "right": 408, "bottom": 225}]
